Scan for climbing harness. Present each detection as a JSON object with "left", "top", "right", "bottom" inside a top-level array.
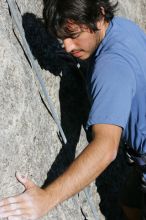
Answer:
[
  {"left": 125, "top": 143, "right": 146, "bottom": 219},
  {"left": 125, "top": 143, "right": 146, "bottom": 171}
]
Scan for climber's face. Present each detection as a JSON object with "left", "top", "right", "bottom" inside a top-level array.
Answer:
[{"left": 58, "top": 18, "right": 109, "bottom": 60}]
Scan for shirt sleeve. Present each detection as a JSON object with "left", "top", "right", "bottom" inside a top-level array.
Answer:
[{"left": 86, "top": 54, "right": 136, "bottom": 130}]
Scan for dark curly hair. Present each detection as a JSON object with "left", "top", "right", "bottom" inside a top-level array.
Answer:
[{"left": 43, "top": 0, "right": 118, "bottom": 39}]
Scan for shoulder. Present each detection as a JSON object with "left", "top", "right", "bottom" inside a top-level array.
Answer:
[
  {"left": 92, "top": 53, "right": 135, "bottom": 84},
  {"left": 112, "top": 16, "right": 140, "bottom": 30},
  {"left": 87, "top": 53, "right": 136, "bottom": 130}
]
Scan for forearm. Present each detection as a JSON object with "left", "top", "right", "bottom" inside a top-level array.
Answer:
[{"left": 44, "top": 138, "right": 118, "bottom": 210}]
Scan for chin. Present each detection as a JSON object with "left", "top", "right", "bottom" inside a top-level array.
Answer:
[{"left": 78, "top": 54, "right": 90, "bottom": 60}]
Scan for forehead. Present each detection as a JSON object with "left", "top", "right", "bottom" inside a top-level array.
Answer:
[
  {"left": 56, "top": 19, "right": 89, "bottom": 39},
  {"left": 65, "top": 20, "right": 80, "bottom": 31},
  {"left": 65, "top": 19, "right": 89, "bottom": 32}
]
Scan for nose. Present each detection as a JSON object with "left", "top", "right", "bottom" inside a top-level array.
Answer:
[{"left": 63, "top": 38, "right": 75, "bottom": 53}]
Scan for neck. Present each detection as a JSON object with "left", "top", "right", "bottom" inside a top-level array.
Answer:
[
  {"left": 96, "top": 20, "right": 109, "bottom": 45},
  {"left": 101, "top": 20, "right": 110, "bottom": 39}
]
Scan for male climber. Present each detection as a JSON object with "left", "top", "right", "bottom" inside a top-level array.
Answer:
[{"left": 0, "top": 0, "right": 146, "bottom": 219}]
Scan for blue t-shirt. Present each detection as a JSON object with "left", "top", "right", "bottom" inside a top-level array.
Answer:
[{"left": 86, "top": 17, "right": 146, "bottom": 154}]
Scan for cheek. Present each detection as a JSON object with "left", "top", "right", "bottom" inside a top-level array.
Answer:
[
  {"left": 80, "top": 40, "right": 94, "bottom": 51},
  {"left": 76, "top": 35, "right": 98, "bottom": 53},
  {"left": 87, "top": 40, "right": 98, "bottom": 53}
]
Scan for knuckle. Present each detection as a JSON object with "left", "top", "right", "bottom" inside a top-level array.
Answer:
[
  {"left": 22, "top": 215, "right": 29, "bottom": 220},
  {"left": 10, "top": 203, "right": 19, "bottom": 210},
  {"left": 15, "top": 209, "right": 22, "bottom": 215},
  {"left": 8, "top": 197, "right": 16, "bottom": 203}
]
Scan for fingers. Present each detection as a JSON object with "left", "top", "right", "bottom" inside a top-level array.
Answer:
[
  {"left": 0, "top": 202, "right": 20, "bottom": 212},
  {"left": 16, "top": 172, "right": 36, "bottom": 190},
  {"left": 8, "top": 216, "right": 27, "bottom": 220},
  {"left": 8, "top": 217, "right": 21, "bottom": 220},
  {"left": 0, "top": 195, "right": 21, "bottom": 207},
  {"left": 0, "top": 179, "right": 42, "bottom": 220},
  {"left": 8, "top": 217, "right": 25, "bottom": 220},
  {"left": 0, "top": 194, "right": 24, "bottom": 207},
  {"left": 0, "top": 204, "right": 34, "bottom": 220},
  {"left": 0, "top": 209, "right": 23, "bottom": 218},
  {"left": 0, "top": 195, "right": 27, "bottom": 219},
  {"left": 0, "top": 202, "right": 29, "bottom": 219}
]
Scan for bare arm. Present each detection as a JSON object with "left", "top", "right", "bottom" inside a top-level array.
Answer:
[
  {"left": 0, "top": 124, "right": 122, "bottom": 219},
  {"left": 46, "top": 124, "right": 122, "bottom": 207}
]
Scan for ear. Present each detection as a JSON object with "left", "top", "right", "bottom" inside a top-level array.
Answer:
[
  {"left": 100, "top": 7, "right": 106, "bottom": 16},
  {"left": 96, "top": 7, "right": 106, "bottom": 30},
  {"left": 96, "top": 17, "right": 105, "bottom": 30}
]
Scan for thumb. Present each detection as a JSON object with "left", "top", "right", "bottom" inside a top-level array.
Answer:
[{"left": 16, "top": 171, "right": 36, "bottom": 190}]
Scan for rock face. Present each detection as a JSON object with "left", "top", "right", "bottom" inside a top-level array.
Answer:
[
  {"left": 0, "top": 0, "right": 146, "bottom": 220},
  {"left": 118, "top": 0, "right": 146, "bottom": 30}
]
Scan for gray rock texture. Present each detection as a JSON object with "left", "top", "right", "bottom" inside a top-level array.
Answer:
[
  {"left": 118, "top": 0, "right": 146, "bottom": 30},
  {"left": 0, "top": 0, "right": 146, "bottom": 220}
]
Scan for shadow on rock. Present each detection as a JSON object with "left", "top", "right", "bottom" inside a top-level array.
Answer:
[{"left": 22, "top": 13, "right": 77, "bottom": 75}]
